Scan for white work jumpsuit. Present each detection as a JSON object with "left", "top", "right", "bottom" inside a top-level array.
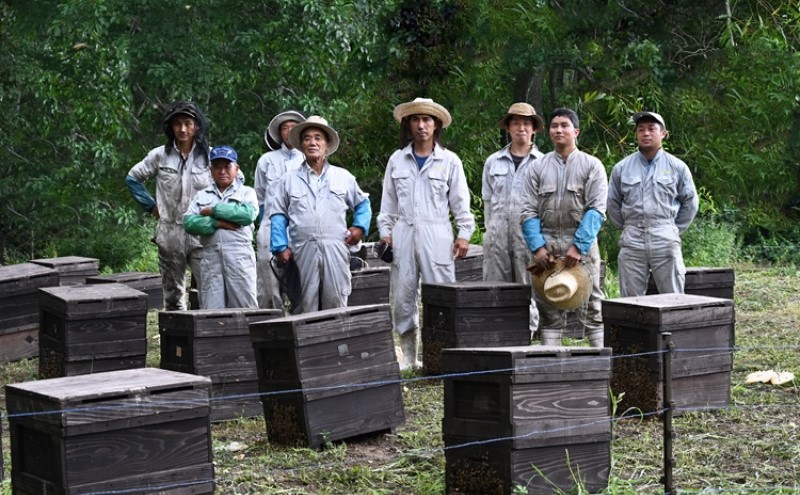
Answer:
[
  {"left": 607, "top": 149, "right": 698, "bottom": 296},
  {"left": 184, "top": 181, "right": 259, "bottom": 309},
  {"left": 378, "top": 143, "right": 475, "bottom": 335},
  {"left": 520, "top": 149, "right": 608, "bottom": 345},
  {"left": 482, "top": 144, "right": 544, "bottom": 336},
  {"left": 270, "top": 162, "right": 369, "bottom": 313},
  {"left": 254, "top": 145, "right": 304, "bottom": 310},
  {"left": 127, "top": 144, "right": 210, "bottom": 310}
]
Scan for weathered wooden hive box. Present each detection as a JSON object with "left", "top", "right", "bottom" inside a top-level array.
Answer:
[
  {"left": 0, "top": 263, "right": 59, "bottom": 362},
  {"left": 603, "top": 293, "right": 735, "bottom": 414},
  {"left": 159, "top": 308, "right": 282, "bottom": 421},
  {"left": 38, "top": 284, "right": 148, "bottom": 379},
  {"left": 421, "top": 282, "right": 531, "bottom": 375},
  {"left": 454, "top": 244, "right": 483, "bottom": 282},
  {"left": 442, "top": 346, "right": 612, "bottom": 495},
  {"left": 86, "top": 272, "right": 163, "bottom": 310},
  {"left": 29, "top": 256, "right": 100, "bottom": 286},
  {"left": 249, "top": 304, "right": 405, "bottom": 449},
  {"left": 647, "top": 266, "right": 735, "bottom": 300},
  {"left": 348, "top": 266, "right": 390, "bottom": 307},
  {"left": 5, "top": 368, "right": 214, "bottom": 495},
  {"left": 562, "top": 259, "right": 606, "bottom": 340}
]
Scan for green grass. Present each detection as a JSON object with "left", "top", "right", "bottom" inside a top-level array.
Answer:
[{"left": 1, "top": 264, "right": 799, "bottom": 493}]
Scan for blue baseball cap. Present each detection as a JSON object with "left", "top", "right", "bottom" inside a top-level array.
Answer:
[{"left": 209, "top": 145, "right": 238, "bottom": 163}]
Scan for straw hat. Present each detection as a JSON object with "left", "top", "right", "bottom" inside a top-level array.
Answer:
[
  {"left": 265, "top": 110, "right": 305, "bottom": 148},
  {"left": 393, "top": 98, "right": 452, "bottom": 128},
  {"left": 287, "top": 115, "right": 340, "bottom": 156},
  {"left": 498, "top": 102, "right": 544, "bottom": 131},
  {"left": 532, "top": 259, "right": 592, "bottom": 310}
]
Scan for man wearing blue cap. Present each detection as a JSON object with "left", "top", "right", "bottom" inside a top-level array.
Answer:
[
  {"left": 607, "top": 111, "right": 698, "bottom": 297},
  {"left": 184, "top": 145, "right": 259, "bottom": 309}
]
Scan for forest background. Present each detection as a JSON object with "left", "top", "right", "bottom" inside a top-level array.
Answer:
[{"left": 1, "top": 0, "right": 799, "bottom": 272}]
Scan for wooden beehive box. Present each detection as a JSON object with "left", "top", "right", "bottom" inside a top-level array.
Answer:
[
  {"left": 0, "top": 263, "right": 59, "bottom": 362},
  {"left": 603, "top": 293, "right": 735, "bottom": 414},
  {"left": 421, "top": 282, "right": 531, "bottom": 375},
  {"left": 455, "top": 244, "right": 483, "bottom": 282},
  {"left": 562, "top": 260, "right": 606, "bottom": 340},
  {"left": 647, "top": 266, "right": 736, "bottom": 300},
  {"left": 38, "top": 284, "right": 148, "bottom": 379},
  {"left": 250, "top": 304, "right": 405, "bottom": 448},
  {"left": 159, "top": 308, "right": 282, "bottom": 421},
  {"left": 29, "top": 256, "right": 99, "bottom": 286},
  {"left": 442, "top": 346, "right": 612, "bottom": 495},
  {"left": 348, "top": 266, "right": 390, "bottom": 307},
  {"left": 86, "top": 272, "right": 163, "bottom": 310},
  {"left": 5, "top": 368, "right": 214, "bottom": 495}
]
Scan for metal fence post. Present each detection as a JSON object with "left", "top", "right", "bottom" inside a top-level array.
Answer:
[{"left": 662, "top": 332, "right": 675, "bottom": 494}]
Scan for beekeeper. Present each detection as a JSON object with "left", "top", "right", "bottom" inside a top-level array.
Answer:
[
  {"left": 607, "top": 111, "right": 698, "bottom": 297},
  {"left": 520, "top": 107, "right": 608, "bottom": 347},
  {"left": 482, "top": 102, "right": 545, "bottom": 337},
  {"left": 269, "top": 116, "right": 371, "bottom": 313},
  {"left": 254, "top": 110, "right": 305, "bottom": 310},
  {"left": 125, "top": 101, "right": 211, "bottom": 310},
  {"left": 378, "top": 98, "right": 476, "bottom": 370}
]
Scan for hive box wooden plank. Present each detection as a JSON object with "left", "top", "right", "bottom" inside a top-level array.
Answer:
[
  {"left": 38, "top": 284, "right": 148, "bottom": 379},
  {"left": 647, "top": 266, "right": 735, "bottom": 300},
  {"left": 159, "top": 308, "right": 282, "bottom": 421},
  {"left": 5, "top": 368, "right": 214, "bottom": 495},
  {"left": 0, "top": 263, "right": 59, "bottom": 362},
  {"left": 603, "top": 293, "right": 735, "bottom": 413},
  {"left": 86, "top": 272, "right": 163, "bottom": 310},
  {"left": 29, "top": 256, "right": 100, "bottom": 286},
  {"left": 442, "top": 346, "right": 612, "bottom": 495},
  {"left": 455, "top": 244, "right": 483, "bottom": 282},
  {"left": 348, "top": 266, "right": 390, "bottom": 307},
  {"left": 421, "top": 282, "right": 532, "bottom": 375},
  {"left": 250, "top": 304, "right": 405, "bottom": 448}
]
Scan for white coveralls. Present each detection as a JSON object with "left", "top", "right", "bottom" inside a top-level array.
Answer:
[
  {"left": 254, "top": 145, "right": 304, "bottom": 310},
  {"left": 378, "top": 143, "right": 476, "bottom": 335},
  {"left": 520, "top": 149, "right": 608, "bottom": 346},
  {"left": 270, "top": 162, "right": 369, "bottom": 313},
  {"left": 607, "top": 149, "right": 698, "bottom": 297},
  {"left": 184, "top": 181, "right": 259, "bottom": 309},
  {"left": 127, "top": 144, "right": 210, "bottom": 310},
  {"left": 482, "top": 144, "right": 544, "bottom": 336}
]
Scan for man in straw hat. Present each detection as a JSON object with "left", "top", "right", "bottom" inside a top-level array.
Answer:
[
  {"left": 520, "top": 107, "right": 608, "bottom": 347},
  {"left": 269, "top": 116, "right": 372, "bottom": 313},
  {"left": 254, "top": 110, "right": 305, "bottom": 311},
  {"left": 378, "top": 97, "right": 475, "bottom": 370},
  {"left": 607, "top": 111, "right": 698, "bottom": 297},
  {"left": 482, "top": 102, "right": 545, "bottom": 338},
  {"left": 126, "top": 100, "right": 212, "bottom": 310}
]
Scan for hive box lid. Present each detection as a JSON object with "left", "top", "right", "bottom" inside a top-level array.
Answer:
[
  {"left": 0, "top": 263, "right": 59, "bottom": 296},
  {"left": 422, "top": 282, "right": 531, "bottom": 308},
  {"left": 250, "top": 304, "right": 391, "bottom": 345},
  {"left": 39, "top": 283, "right": 148, "bottom": 317},
  {"left": 86, "top": 272, "right": 160, "bottom": 284},
  {"left": 603, "top": 293, "right": 734, "bottom": 328},
  {"left": 442, "top": 345, "right": 611, "bottom": 379},
  {"left": 160, "top": 308, "right": 282, "bottom": 337},
  {"left": 29, "top": 256, "right": 100, "bottom": 270}
]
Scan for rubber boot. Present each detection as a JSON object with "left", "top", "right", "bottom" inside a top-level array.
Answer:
[
  {"left": 398, "top": 330, "right": 422, "bottom": 370},
  {"left": 587, "top": 327, "right": 604, "bottom": 348},
  {"left": 540, "top": 328, "right": 562, "bottom": 346}
]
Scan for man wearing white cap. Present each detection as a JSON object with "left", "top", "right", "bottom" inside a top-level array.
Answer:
[
  {"left": 378, "top": 98, "right": 475, "bottom": 370},
  {"left": 254, "top": 110, "right": 306, "bottom": 311},
  {"left": 520, "top": 108, "right": 608, "bottom": 347},
  {"left": 482, "top": 103, "right": 545, "bottom": 338},
  {"left": 607, "top": 111, "right": 698, "bottom": 297},
  {"left": 270, "top": 116, "right": 372, "bottom": 313}
]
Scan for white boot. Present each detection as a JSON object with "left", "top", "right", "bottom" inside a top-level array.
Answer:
[
  {"left": 587, "top": 328, "right": 604, "bottom": 348},
  {"left": 398, "top": 330, "right": 422, "bottom": 370},
  {"left": 540, "top": 328, "right": 562, "bottom": 346}
]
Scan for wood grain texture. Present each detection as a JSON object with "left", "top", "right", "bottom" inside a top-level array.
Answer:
[
  {"left": 422, "top": 282, "right": 531, "bottom": 308},
  {"left": 38, "top": 284, "right": 148, "bottom": 318}
]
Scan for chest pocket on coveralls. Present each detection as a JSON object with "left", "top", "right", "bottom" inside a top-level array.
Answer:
[
  {"left": 488, "top": 163, "right": 510, "bottom": 204},
  {"left": 391, "top": 168, "right": 413, "bottom": 200},
  {"left": 655, "top": 174, "right": 677, "bottom": 200},
  {"left": 428, "top": 166, "right": 449, "bottom": 205},
  {"left": 191, "top": 164, "right": 211, "bottom": 192},
  {"left": 565, "top": 182, "right": 585, "bottom": 226},
  {"left": 537, "top": 183, "right": 557, "bottom": 224},
  {"left": 328, "top": 183, "right": 349, "bottom": 214},
  {"left": 620, "top": 174, "right": 642, "bottom": 204},
  {"left": 288, "top": 189, "right": 309, "bottom": 217}
]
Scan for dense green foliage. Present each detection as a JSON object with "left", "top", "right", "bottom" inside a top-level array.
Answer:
[{"left": 1, "top": 0, "right": 798, "bottom": 269}]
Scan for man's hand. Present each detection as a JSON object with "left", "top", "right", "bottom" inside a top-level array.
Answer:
[
  {"left": 215, "top": 219, "right": 240, "bottom": 231},
  {"left": 277, "top": 248, "right": 293, "bottom": 264},
  {"left": 345, "top": 227, "right": 364, "bottom": 246},
  {"left": 564, "top": 244, "right": 582, "bottom": 268},
  {"left": 452, "top": 238, "right": 469, "bottom": 259},
  {"left": 200, "top": 206, "right": 213, "bottom": 216},
  {"left": 380, "top": 236, "right": 392, "bottom": 246},
  {"left": 529, "top": 246, "right": 555, "bottom": 276}
]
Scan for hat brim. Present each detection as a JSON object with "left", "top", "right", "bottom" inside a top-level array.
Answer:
[
  {"left": 532, "top": 260, "right": 592, "bottom": 310},
  {"left": 393, "top": 101, "right": 452, "bottom": 128},
  {"left": 288, "top": 121, "right": 340, "bottom": 156},
  {"left": 632, "top": 111, "right": 666, "bottom": 129},
  {"left": 267, "top": 111, "right": 306, "bottom": 147},
  {"left": 498, "top": 113, "right": 544, "bottom": 132}
]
